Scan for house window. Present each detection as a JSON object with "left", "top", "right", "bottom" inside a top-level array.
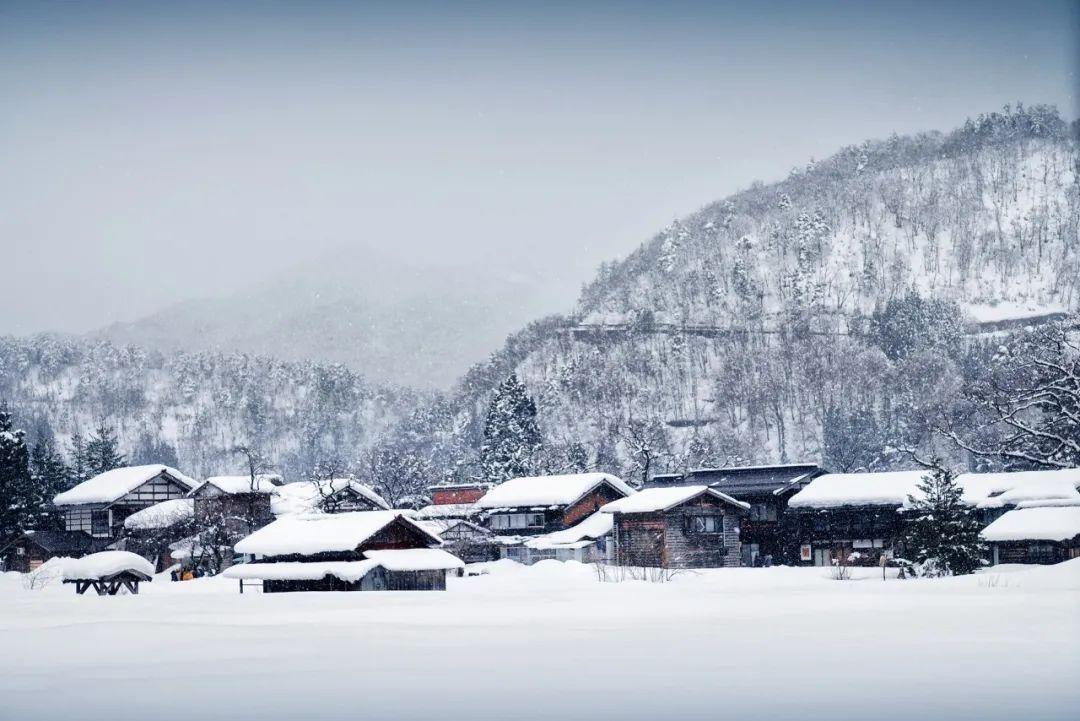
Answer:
[
  {"left": 688, "top": 515, "right": 723, "bottom": 534},
  {"left": 491, "top": 513, "right": 545, "bottom": 530},
  {"left": 65, "top": 508, "right": 93, "bottom": 533},
  {"left": 91, "top": 510, "right": 110, "bottom": 537},
  {"left": 749, "top": 503, "right": 778, "bottom": 522}
]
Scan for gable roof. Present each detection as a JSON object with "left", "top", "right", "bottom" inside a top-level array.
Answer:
[
  {"left": 234, "top": 510, "right": 439, "bottom": 557},
  {"left": 787, "top": 471, "right": 929, "bottom": 509},
  {"left": 13, "top": 530, "right": 101, "bottom": 555},
  {"left": 602, "top": 485, "right": 749, "bottom": 514},
  {"left": 270, "top": 479, "right": 390, "bottom": 516},
  {"left": 53, "top": 465, "right": 197, "bottom": 506},
  {"left": 474, "top": 473, "right": 634, "bottom": 510},
  {"left": 672, "top": 463, "right": 825, "bottom": 496},
  {"left": 193, "top": 474, "right": 283, "bottom": 496},
  {"left": 980, "top": 506, "right": 1080, "bottom": 543}
]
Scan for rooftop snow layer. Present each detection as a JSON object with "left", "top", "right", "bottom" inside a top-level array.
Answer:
[
  {"left": 602, "top": 485, "right": 748, "bottom": 514},
  {"left": 787, "top": 471, "right": 931, "bottom": 509},
  {"left": 415, "top": 503, "right": 477, "bottom": 519},
  {"left": 196, "top": 475, "right": 283, "bottom": 495},
  {"left": 234, "top": 511, "right": 437, "bottom": 557},
  {"left": 270, "top": 479, "right": 390, "bottom": 515},
  {"left": 474, "top": 473, "right": 633, "bottom": 510},
  {"left": 123, "top": 499, "right": 194, "bottom": 531},
  {"left": 62, "top": 551, "right": 156, "bottom": 580},
  {"left": 53, "top": 465, "right": 197, "bottom": 506},
  {"left": 224, "top": 560, "right": 380, "bottom": 582},
  {"left": 525, "top": 511, "right": 613, "bottom": 549},
  {"left": 957, "top": 469, "right": 1080, "bottom": 508},
  {"left": 362, "top": 548, "right": 464, "bottom": 571},
  {"left": 980, "top": 506, "right": 1080, "bottom": 542}
]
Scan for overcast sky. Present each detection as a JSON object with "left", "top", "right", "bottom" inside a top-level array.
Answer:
[{"left": 2, "top": 0, "right": 1077, "bottom": 335}]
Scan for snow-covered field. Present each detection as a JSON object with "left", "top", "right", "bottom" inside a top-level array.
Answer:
[{"left": 2, "top": 560, "right": 1078, "bottom": 721}]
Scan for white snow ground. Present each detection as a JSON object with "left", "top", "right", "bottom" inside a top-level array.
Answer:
[{"left": 1, "top": 560, "right": 1078, "bottom": 721}]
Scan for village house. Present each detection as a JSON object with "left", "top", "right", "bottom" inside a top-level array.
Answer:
[
  {"left": 121, "top": 498, "right": 196, "bottom": 572},
  {"left": 52, "top": 465, "right": 198, "bottom": 543},
  {"left": 523, "top": 510, "right": 618, "bottom": 563},
  {"left": 190, "top": 474, "right": 284, "bottom": 532},
  {"left": 473, "top": 473, "right": 634, "bottom": 564},
  {"left": 0, "top": 530, "right": 108, "bottom": 573},
  {"left": 417, "top": 518, "right": 499, "bottom": 563},
  {"left": 645, "top": 463, "right": 824, "bottom": 565},
  {"left": 224, "top": 511, "right": 464, "bottom": 592},
  {"left": 603, "top": 486, "right": 749, "bottom": 568},
  {"left": 980, "top": 506, "right": 1080, "bottom": 565},
  {"left": 415, "top": 482, "right": 492, "bottom": 522}
]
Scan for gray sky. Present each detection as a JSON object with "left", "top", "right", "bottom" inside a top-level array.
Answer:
[{"left": 2, "top": 0, "right": 1077, "bottom": 335}]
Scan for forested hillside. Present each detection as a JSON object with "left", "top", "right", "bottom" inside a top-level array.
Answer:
[{"left": 2, "top": 105, "right": 1077, "bottom": 491}]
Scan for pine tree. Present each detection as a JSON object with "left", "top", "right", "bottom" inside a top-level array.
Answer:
[
  {"left": 69, "top": 430, "right": 89, "bottom": 483},
  {"left": 0, "top": 405, "right": 34, "bottom": 547},
  {"left": 479, "top": 374, "right": 542, "bottom": 483},
  {"left": 84, "top": 424, "right": 126, "bottom": 478},
  {"left": 28, "top": 438, "right": 72, "bottom": 531},
  {"left": 903, "top": 462, "right": 984, "bottom": 577}
]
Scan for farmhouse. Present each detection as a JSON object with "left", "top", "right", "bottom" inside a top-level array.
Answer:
[
  {"left": 418, "top": 518, "right": 499, "bottom": 563},
  {"left": 653, "top": 463, "right": 824, "bottom": 565},
  {"left": 190, "top": 474, "right": 283, "bottom": 532},
  {"left": 0, "top": 530, "right": 108, "bottom": 573},
  {"left": 474, "top": 473, "right": 634, "bottom": 563},
  {"left": 52, "top": 465, "right": 198, "bottom": 542},
  {"left": 603, "top": 486, "right": 749, "bottom": 568},
  {"left": 225, "top": 511, "right": 463, "bottom": 592},
  {"left": 980, "top": 506, "right": 1080, "bottom": 565}
]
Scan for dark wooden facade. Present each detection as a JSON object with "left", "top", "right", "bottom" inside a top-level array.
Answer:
[
  {"left": 191, "top": 486, "right": 275, "bottom": 534},
  {"left": 0, "top": 530, "right": 104, "bottom": 573},
  {"left": 787, "top": 506, "right": 906, "bottom": 566},
  {"left": 990, "top": 538, "right": 1080, "bottom": 565},
  {"left": 61, "top": 470, "right": 193, "bottom": 541},
  {"left": 486, "top": 483, "right": 627, "bottom": 537},
  {"left": 613, "top": 493, "right": 745, "bottom": 569}
]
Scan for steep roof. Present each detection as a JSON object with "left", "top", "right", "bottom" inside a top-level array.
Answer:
[
  {"left": 53, "top": 465, "right": 197, "bottom": 506},
  {"left": 270, "top": 479, "right": 390, "bottom": 515},
  {"left": 123, "top": 499, "right": 195, "bottom": 531},
  {"left": 659, "top": 463, "right": 824, "bottom": 497},
  {"left": 980, "top": 507, "right": 1080, "bottom": 543},
  {"left": 602, "top": 485, "right": 749, "bottom": 514},
  {"left": 474, "top": 473, "right": 633, "bottom": 510},
  {"left": 234, "top": 511, "right": 439, "bottom": 557},
  {"left": 193, "top": 474, "right": 283, "bottom": 496}
]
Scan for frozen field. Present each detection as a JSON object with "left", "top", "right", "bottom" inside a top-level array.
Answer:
[{"left": 1, "top": 560, "right": 1078, "bottom": 721}]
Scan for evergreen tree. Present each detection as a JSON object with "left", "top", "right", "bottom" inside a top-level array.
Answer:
[
  {"left": 0, "top": 405, "right": 33, "bottom": 547},
  {"left": 68, "top": 429, "right": 89, "bottom": 483},
  {"left": 28, "top": 438, "right": 72, "bottom": 531},
  {"left": 84, "top": 424, "right": 126, "bottom": 478},
  {"left": 479, "top": 374, "right": 542, "bottom": 483},
  {"left": 903, "top": 462, "right": 984, "bottom": 577}
]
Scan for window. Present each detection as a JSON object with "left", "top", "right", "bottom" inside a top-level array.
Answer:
[
  {"left": 91, "top": 510, "right": 110, "bottom": 537},
  {"left": 491, "top": 513, "right": 545, "bottom": 530},
  {"left": 688, "top": 515, "right": 723, "bottom": 534},
  {"left": 65, "top": 508, "right": 93, "bottom": 533},
  {"left": 749, "top": 503, "right": 778, "bottom": 522}
]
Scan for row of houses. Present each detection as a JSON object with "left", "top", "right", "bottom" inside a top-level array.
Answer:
[{"left": 3, "top": 462, "right": 1079, "bottom": 591}]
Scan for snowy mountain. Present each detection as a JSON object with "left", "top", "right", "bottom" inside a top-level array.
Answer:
[{"left": 93, "top": 245, "right": 561, "bottom": 389}]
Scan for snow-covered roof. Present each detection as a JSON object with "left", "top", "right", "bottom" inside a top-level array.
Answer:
[
  {"left": 123, "top": 499, "right": 194, "bottom": 531},
  {"left": 525, "top": 511, "right": 614, "bottom": 550},
  {"left": 957, "top": 469, "right": 1080, "bottom": 508},
  {"left": 787, "top": 471, "right": 930, "bottom": 509},
  {"left": 62, "top": 551, "right": 156, "bottom": 580},
  {"left": 234, "top": 511, "right": 439, "bottom": 557},
  {"left": 980, "top": 507, "right": 1080, "bottom": 542},
  {"left": 224, "top": 560, "right": 380, "bottom": 582},
  {"left": 415, "top": 503, "right": 478, "bottom": 520},
  {"left": 474, "top": 473, "right": 634, "bottom": 510},
  {"left": 194, "top": 474, "right": 283, "bottom": 496},
  {"left": 363, "top": 548, "right": 464, "bottom": 571},
  {"left": 270, "top": 479, "right": 391, "bottom": 515},
  {"left": 53, "top": 465, "right": 197, "bottom": 506},
  {"left": 602, "top": 485, "right": 749, "bottom": 514}
]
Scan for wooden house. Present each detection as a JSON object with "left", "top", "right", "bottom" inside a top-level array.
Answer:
[
  {"left": 649, "top": 464, "right": 824, "bottom": 565},
  {"left": 415, "top": 482, "right": 492, "bottom": 522},
  {"left": 0, "top": 530, "right": 108, "bottom": 573},
  {"left": 980, "top": 506, "right": 1080, "bottom": 565},
  {"left": 473, "top": 473, "right": 634, "bottom": 563},
  {"left": 121, "top": 499, "right": 196, "bottom": 572},
  {"left": 52, "top": 465, "right": 198, "bottom": 542},
  {"left": 225, "top": 511, "right": 464, "bottom": 592},
  {"left": 603, "top": 486, "right": 749, "bottom": 569},
  {"left": 190, "top": 474, "right": 283, "bottom": 533},
  {"left": 523, "top": 511, "right": 617, "bottom": 563}
]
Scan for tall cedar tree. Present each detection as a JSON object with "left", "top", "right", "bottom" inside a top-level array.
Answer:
[
  {"left": 0, "top": 406, "right": 33, "bottom": 546},
  {"left": 84, "top": 424, "right": 126, "bottom": 478},
  {"left": 480, "top": 373, "right": 542, "bottom": 483},
  {"left": 903, "top": 463, "right": 984, "bottom": 577},
  {"left": 28, "top": 438, "right": 72, "bottom": 531}
]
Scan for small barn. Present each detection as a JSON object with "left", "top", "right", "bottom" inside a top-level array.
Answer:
[
  {"left": 190, "top": 474, "right": 283, "bottom": 532},
  {"left": 603, "top": 486, "right": 749, "bottom": 569},
  {"left": 980, "top": 506, "right": 1080, "bottom": 565},
  {"left": 418, "top": 518, "right": 499, "bottom": 563},
  {"left": 225, "top": 511, "right": 464, "bottom": 592},
  {"left": 0, "top": 530, "right": 108, "bottom": 573}
]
